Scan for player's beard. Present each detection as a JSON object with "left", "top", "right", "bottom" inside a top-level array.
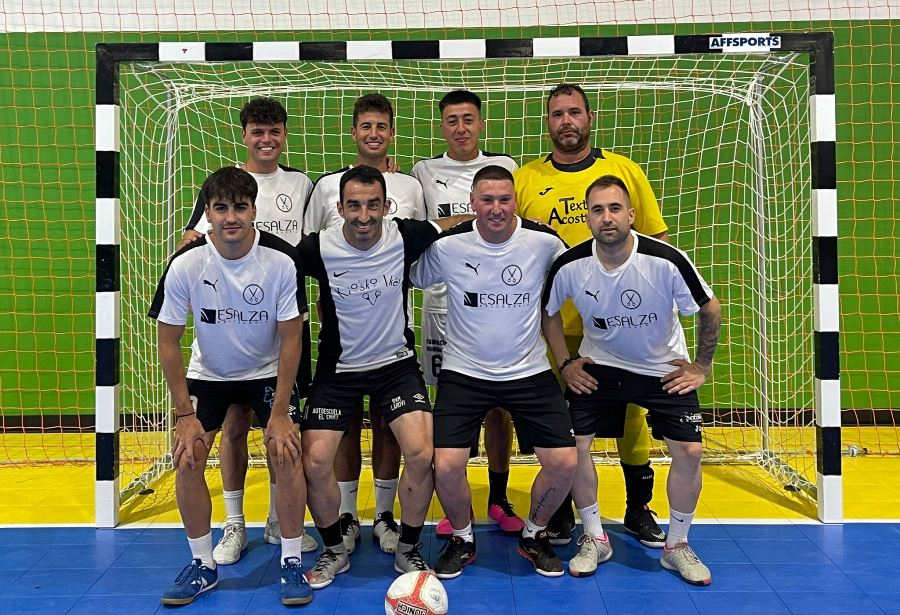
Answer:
[{"left": 552, "top": 125, "right": 589, "bottom": 155}]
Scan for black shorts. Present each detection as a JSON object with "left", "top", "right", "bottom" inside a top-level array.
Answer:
[
  {"left": 433, "top": 369, "right": 574, "bottom": 450},
  {"left": 566, "top": 364, "right": 703, "bottom": 443},
  {"left": 302, "top": 357, "right": 431, "bottom": 432},
  {"left": 186, "top": 377, "right": 301, "bottom": 433}
]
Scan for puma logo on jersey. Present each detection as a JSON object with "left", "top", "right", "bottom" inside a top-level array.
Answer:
[
  {"left": 434, "top": 178, "right": 450, "bottom": 188},
  {"left": 464, "top": 262, "right": 480, "bottom": 275},
  {"left": 584, "top": 289, "right": 599, "bottom": 302},
  {"left": 538, "top": 186, "right": 554, "bottom": 195},
  {"left": 203, "top": 279, "right": 219, "bottom": 292}
]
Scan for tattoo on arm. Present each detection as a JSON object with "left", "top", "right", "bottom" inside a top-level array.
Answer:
[{"left": 695, "top": 299, "right": 722, "bottom": 371}]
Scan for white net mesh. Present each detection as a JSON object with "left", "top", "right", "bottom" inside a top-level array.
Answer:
[{"left": 117, "top": 52, "right": 814, "bottom": 501}]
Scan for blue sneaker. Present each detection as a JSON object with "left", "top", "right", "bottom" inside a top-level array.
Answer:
[
  {"left": 281, "top": 556, "right": 314, "bottom": 605},
  {"left": 160, "top": 558, "right": 218, "bottom": 605}
]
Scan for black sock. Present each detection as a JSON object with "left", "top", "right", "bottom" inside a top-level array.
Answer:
[
  {"left": 317, "top": 520, "right": 342, "bottom": 549},
  {"left": 621, "top": 461, "right": 654, "bottom": 510},
  {"left": 399, "top": 522, "right": 423, "bottom": 546},
  {"left": 488, "top": 469, "right": 510, "bottom": 504},
  {"left": 548, "top": 493, "right": 575, "bottom": 529}
]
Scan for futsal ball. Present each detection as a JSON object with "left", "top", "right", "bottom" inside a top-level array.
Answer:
[{"left": 384, "top": 570, "right": 449, "bottom": 615}]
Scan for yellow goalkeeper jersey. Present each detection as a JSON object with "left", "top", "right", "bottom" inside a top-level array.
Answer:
[{"left": 515, "top": 147, "right": 667, "bottom": 336}]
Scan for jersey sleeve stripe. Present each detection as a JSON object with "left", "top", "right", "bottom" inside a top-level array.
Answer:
[
  {"left": 541, "top": 239, "right": 592, "bottom": 308},
  {"left": 635, "top": 234, "right": 711, "bottom": 306}
]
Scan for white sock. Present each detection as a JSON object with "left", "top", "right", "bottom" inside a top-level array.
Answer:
[
  {"left": 338, "top": 480, "right": 359, "bottom": 518},
  {"left": 268, "top": 482, "right": 278, "bottom": 522},
  {"left": 522, "top": 518, "right": 546, "bottom": 539},
  {"left": 665, "top": 507, "right": 695, "bottom": 548},
  {"left": 223, "top": 489, "right": 245, "bottom": 525},
  {"left": 188, "top": 533, "right": 215, "bottom": 569},
  {"left": 374, "top": 477, "right": 398, "bottom": 517},
  {"left": 452, "top": 521, "right": 474, "bottom": 543},
  {"left": 577, "top": 502, "right": 604, "bottom": 538},
  {"left": 281, "top": 536, "right": 303, "bottom": 563}
]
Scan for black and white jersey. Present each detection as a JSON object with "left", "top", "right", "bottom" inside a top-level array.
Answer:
[
  {"left": 542, "top": 231, "right": 713, "bottom": 377},
  {"left": 148, "top": 231, "right": 307, "bottom": 381},
  {"left": 186, "top": 164, "right": 313, "bottom": 246},
  {"left": 411, "top": 150, "right": 519, "bottom": 314},
  {"left": 299, "top": 218, "right": 440, "bottom": 375},
  {"left": 302, "top": 167, "right": 427, "bottom": 235},
  {"left": 411, "top": 216, "right": 566, "bottom": 381}
]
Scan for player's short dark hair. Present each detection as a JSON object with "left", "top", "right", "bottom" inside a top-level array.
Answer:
[
  {"left": 201, "top": 166, "right": 258, "bottom": 206},
  {"left": 239, "top": 98, "right": 288, "bottom": 129},
  {"left": 439, "top": 90, "right": 482, "bottom": 113},
  {"left": 339, "top": 165, "right": 387, "bottom": 203},
  {"left": 352, "top": 93, "right": 394, "bottom": 128},
  {"left": 471, "top": 164, "right": 515, "bottom": 190},
  {"left": 547, "top": 83, "right": 591, "bottom": 113},
  {"left": 585, "top": 174, "right": 630, "bottom": 204}
]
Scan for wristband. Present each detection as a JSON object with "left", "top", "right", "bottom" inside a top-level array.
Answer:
[
  {"left": 175, "top": 411, "right": 196, "bottom": 420},
  {"left": 559, "top": 356, "right": 576, "bottom": 371}
]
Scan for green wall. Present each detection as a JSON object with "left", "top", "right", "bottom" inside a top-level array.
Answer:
[{"left": 0, "top": 20, "right": 896, "bottom": 432}]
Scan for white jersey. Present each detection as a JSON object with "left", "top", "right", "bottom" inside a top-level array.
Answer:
[
  {"left": 299, "top": 218, "right": 440, "bottom": 374},
  {"left": 149, "top": 231, "right": 306, "bottom": 381},
  {"left": 412, "top": 216, "right": 566, "bottom": 381},
  {"left": 302, "top": 167, "right": 427, "bottom": 235},
  {"left": 187, "top": 164, "right": 313, "bottom": 246},
  {"left": 411, "top": 150, "right": 519, "bottom": 314},
  {"left": 542, "top": 231, "right": 713, "bottom": 377}
]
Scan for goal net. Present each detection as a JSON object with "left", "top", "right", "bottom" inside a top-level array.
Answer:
[{"left": 113, "top": 47, "right": 816, "bottom": 508}]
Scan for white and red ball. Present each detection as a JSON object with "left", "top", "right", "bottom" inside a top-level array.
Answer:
[{"left": 384, "top": 570, "right": 448, "bottom": 615}]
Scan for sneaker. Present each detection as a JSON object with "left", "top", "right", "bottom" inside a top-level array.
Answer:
[
  {"left": 264, "top": 517, "right": 319, "bottom": 552},
  {"left": 160, "top": 558, "right": 218, "bottom": 605},
  {"left": 517, "top": 531, "right": 564, "bottom": 577},
  {"left": 213, "top": 522, "right": 248, "bottom": 565},
  {"left": 373, "top": 511, "right": 401, "bottom": 554},
  {"left": 339, "top": 513, "right": 361, "bottom": 554},
  {"left": 394, "top": 542, "right": 430, "bottom": 573},
  {"left": 281, "top": 557, "right": 314, "bottom": 605},
  {"left": 660, "top": 542, "right": 712, "bottom": 586},
  {"left": 624, "top": 506, "right": 667, "bottom": 548},
  {"left": 435, "top": 507, "right": 474, "bottom": 539},
  {"left": 487, "top": 499, "right": 525, "bottom": 534},
  {"left": 434, "top": 536, "right": 476, "bottom": 579},
  {"left": 545, "top": 500, "right": 575, "bottom": 546},
  {"left": 568, "top": 532, "right": 613, "bottom": 577},
  {"left": 305, "top": 547, "right": 350, "bottom": 589}
]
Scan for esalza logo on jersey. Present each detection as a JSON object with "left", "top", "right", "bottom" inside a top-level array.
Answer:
[
  {"left": 546, "top": 196, "right": 588, "bottom": 225},
  {"left": 438, "top": 202, "right": 471, "bottom": 217},
  {"left": 254, "top": 219, "right": 298, "bottom": 234},
  {"left": 592, "top": 312, "right": 658, "bottom": 330},
  {"left": 199, "top": 307, "right": 269, "bottom": 324},
  {"left": 463, "top": 291, "right": 531, "bottom": 308}
]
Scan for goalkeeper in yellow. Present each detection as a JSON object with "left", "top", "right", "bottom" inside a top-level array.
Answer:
[{"left": 515, "top": 83, "right": 669, "bottom": 548}]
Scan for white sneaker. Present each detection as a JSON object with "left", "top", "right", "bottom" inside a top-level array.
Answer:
[
  {"left": 568, "top": 532, "right": 613, "bottom": 577},
  {"left": 373, "top": 512, "right": 401, "bottom": 554},
  {"left": 305, "top": 546, "right": 350, "bottom": 589},
  {"left": 213, "top": 522, "right": 248, "bottom": 565},
  {"left": 264, "top": 517, "right": 318, "bottom": 553},
  {"left": 339, "top": 513, "right": 360, "bottom": 554},
  {"left": 660, "top": 542, "right": 712, "bottom": 585}
]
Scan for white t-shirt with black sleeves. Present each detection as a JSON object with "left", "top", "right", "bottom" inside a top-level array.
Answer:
[
  {"left": 149, "top": 230, "right": 307, "bottom": 382},
  {"left": 299, "top": 218, "right": 441, "bottom": 375},
  {"left": 302, "top": 167, "right": 427, "bottom": 235},
  {"left": 410, "top": 150, "right": 519, "bottom": 314},
  {"left": 542, "top": 231, "right": 713, "bottom": 378},
  {"left": 186, "top": 164, "right": 312, "bottom": 246},
  {"left": 411, "top": 216, "right": 567, "bottom": 381}
]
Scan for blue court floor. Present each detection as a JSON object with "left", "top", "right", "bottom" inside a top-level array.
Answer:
[{"left": 0, "top": 522, "right": 898, "bottom": 614}]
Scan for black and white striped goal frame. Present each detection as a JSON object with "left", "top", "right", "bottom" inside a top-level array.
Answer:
[{"left": 94, "top": 32, "right": 840, "bottom": 526}]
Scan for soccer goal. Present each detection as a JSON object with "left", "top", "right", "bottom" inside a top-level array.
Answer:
[{"left": 95, "top": 33, "right": 840, "bottom": 526}]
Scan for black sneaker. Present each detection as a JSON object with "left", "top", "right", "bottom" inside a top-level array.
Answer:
[
  {"left": 517, "top": 530, "right": 564, "bottom": 577},
  {"left": 545, "top": 497, "right": 575, "bottom": 545},
  {"left": 434, "top": 536, "right": 476, "bottom": 579},
  {"left": 624, "top": 506, "right": 667, "bottom": 548}
]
